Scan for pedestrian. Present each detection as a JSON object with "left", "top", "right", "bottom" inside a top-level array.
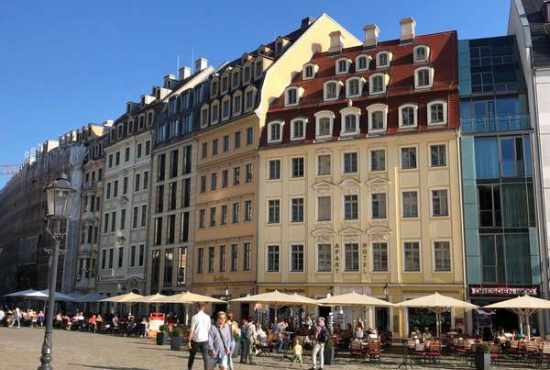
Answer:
[
  {"left": 208, "top": 311, "right": 234, "bottom": 370},
  {"left": 240, "top": 316, "right": 256, "bottom": 365},
  {"left": 10, "top": 307, "right": 21, "bottom": 328},
  {"left": 291, "top": 338, "right": 303, "bottom": 367},
  {"left": 310, "top": 317, "right": 328, "bottom": 370},
  {"left": 0, "top": 307, "right": 5, "bottom": 327},
  {"left": 38, "top": 310, "right": 45, "bottom": 327},
  {"left": 226, "top": 312, "right": 240, "bottom": 362},
  {"left": 187, "top": 302, "right": 212, "bottom": 370}
]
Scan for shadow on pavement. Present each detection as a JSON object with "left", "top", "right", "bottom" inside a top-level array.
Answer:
[{"left": 68, "top": 365, "right": 152, "bottom": 370}]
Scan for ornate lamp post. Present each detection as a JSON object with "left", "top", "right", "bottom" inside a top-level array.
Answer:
[{"left": 38, "top": 173, "right": 75, "bottom": 370}]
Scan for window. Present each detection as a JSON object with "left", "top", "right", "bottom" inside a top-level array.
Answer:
[
  {"left": 243, "top": 65, "right": 251, "bottom": 83},
  {"left": 402, "top": 191, "right": 419, "bottom": 218},
  {"left": 143, "top": 171, "right": 149, "bottom": 190},
  {"left": 246, "top": 127, "right": 254, "bottom": 145},
  {"left": 401, "top": 147, "right": 417, "bottom": 169},
  {"left": 108, "top": 248, "right": 114, "bottom": 269},
  {"left": 134, "top": 173, "right": 141, "bottom": 192},
  {"left": 211, "top": 101, "right": 220, "bottom": 124},
  {"left": 376, "top": 52, "right": 391, "bottom": 68},
  {"left": 243, "top": 242, "right": 251, "bottom": 271},
  {"left": 132, "top": 206, "right": 138, "bottom": 228},
  {"left": 317, "top": 154, "right": 331, "bottom": 175},
  {"left": 399, "top": 104, "right": 418, "bottom": 128},
  {"left": 268, "top": 160, "right": 281, "bottom": 179},
  {"left": 372, "top": 193, "right": 387, "bottom": 219},
  {"left": 404, "top": 242, "right": 420, "bottom": 272},
  {"left": 356, "top": 55, "right": 371, "bottom": 71},
  {"left": 340, "top": 107, "right": 361, "bottom": 136},
  {"left": 291, "top": 198, "right": 304, "bottom": 222},
  {"left": 336, "top": 58, "right": 350, "bottom": 74},
  {"left": 234, "top": 131, "right": 241, "bottom": 149},
  {"left": 201, "top": 142, "right": 208, "bottom": 159},
  {"left": 200, "top": 175, "right": 207, "bottom": 193},
  {"left": 290, "top": 245, "right": 304, "bottom": 272},
  {"left": 324, "top": 81, "right": 340, "bottom": 101},
  {"left": 200, "top": 106, "right": 209, "bottom": 127},
  {"left": 344, "top": 195, "right": 359, "bottom": 220},
  {"left": 285, "top": 87, "right": 299, "bottom": 106},
  {"left": 145, "top": 141, "right": 151, "bottom": 156},
  {"left": 254, "top": 59, "right": 263, "bottom": 79},
  {"left": 212, "top": 139, "right": 219, "bottom": 156},
  {"left": 364, "top": 106, "right": 386, "bottom": 135},
  {"left": 317, "top": 196, "right": 331, "bottom": 221},
  {"left": 113, "top": 180, "right": 118, "bottom": 197},
  {"left": 139, "top": 244, "right": 145, "bottom": 266},
  {"left": 268, "top": 121, "right": 282, "bottom": 143},
  {"left": 414, "top": 45, "right": 429, "bottom": 63},
  {"left": 209, "top": 207, "right": 217, "bottom": 227},
  {"left": 124, "top": 147, "right": 130, "bottom": 162},
  {"left": 222, "top": 135, "right": 230, "bottom": 152},
  {"left": 369, "top": 73, "right": 387, "bottom": 95},
  {"left": 157, "top": 185, "right": 165, "bottom": 213},
  {"left": 180, "top": 212, "right": 189, "bottom": 242},
  {"left": 432, "top": 189, "right": 449, "bottom": 216},
  {"left": 430, "top": 144, "right": 447, "bottom": 167},
  {"left": 199, "top": 209, "right": 205, "bottom": 228},
  {"left": 317, "top": 244, "right": 332, "bottom": 272},
  {"left": 372, "top": 243, "right": 388, "bottom": 272},
  {"left": 343, "top": 152, "right": 358, "bottom": 173},
  {"left": 232, "top": 70, "right": 240, "bottom": 89},
  {"left": 370, "top": 149, "right": 386, "bottom": 171},
  {"left": 197, "top": 248, "right": 204, "bottom": 273},
  {"left": 221, "top": 98, "right": 231, "bottom": 120},
  {"left": 120, "top": 209, "right": 126, "bottom": 230},
  {"left": 221, "top": 74, "right": 229, "bottom": 93},
  {"left": 232, "top": 202, "right": 240, "bottom": 223},
  {"left": 136, "top": 143, "right": 142, "bottom": 158},
  {"left": 220, "top": 204, "right": 228, "bottom": 225},
  {"left": 211, "top": 79, "right": 219, "bottom": 98},
  {"left": 221, "top": 170, "right": 228, "bottom": 188},
  {"left": 115, "top": 151, "right": 120, "bottom": 165},
  {"left": 415, "top": 67, "right": 433, "bottom": 89},
  {"left": 233, "top": 93, "right": 242, "bottom": 115},
  {"left": 344, "top": 243, "right": 359, "bottom": 272},
  {"left": 111, "top": 211, "right": 116, "bottom": 232},
  {"left": 167, "top": 214, "right": 176, "bottom": 243},
  {"left": 231, "top": 244, "right": 238, "bottom": 271},
  {"left": 428, "top": 101, "right": 447, "bottom": 125},
  {"left": 153, "top": 216, "right": 162, "bottom": 245},
  {"left": 268, "top": 199, "right": 280, "bottom": 223},
  {"left": 141, "top": 205, "right": 147, "bottom": 227},
  {"left": 291, "top": 157, "right": 304, "bottom": 178},
  {"left": 245, "top": 163, "right": 253, "bottom": 183},
  {"left": 244, "top": 89, "right": 255, "bottom": 112},
  {"left": 303, "top": 63, "right": 316, "bottom": 79},
  {"left": 122, "top": 177, "right": 128, "bottom": 195},
  {"left": 219, "top": 245, "right": 226, "bottom": 272},
  {"left": 267, "top": 245, "right": 280, "bottom": 272},
  {"left": 291, "top": 118, "right": 306, "bottom": 140},
  {"left": 233, "top": 166, "right": 240, "bottom": 185},
  {"left": 210, "top": 172, "right": 217, "bottom": 191},
  {"left": 346, "top": 78, "right": 362, "bottom": 98},
  {"left": 208, "top": 247, "right": 214, "bottom": 273},
  {"left": 244, "top": 200, "right": 252, "bottom": 221},
  {"left": 315, "top": 111, "right": 334, "bottom": 138},
  {"left": 478, "top": 184, "right": 502, "bottom": 228},
  {"left": 434, "top": 241, "right": 451, "bottom": 272}
]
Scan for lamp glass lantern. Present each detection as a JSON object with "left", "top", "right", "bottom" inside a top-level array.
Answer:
[{"left": 45, "top": 174, "right": 75, "bottom": 219}]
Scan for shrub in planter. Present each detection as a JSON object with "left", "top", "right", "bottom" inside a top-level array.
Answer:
[
  {"left": 474, "top": 343, "right": 491, "bottom": 370},
  {"left": 170, "top": 327, "right": 182, "bottom": 351},
  {"left": 156, "top": 325, "right": 169, "bottom": 345},
  {"left": 323, "top": 338, "right": 335, "bottom": 365}
]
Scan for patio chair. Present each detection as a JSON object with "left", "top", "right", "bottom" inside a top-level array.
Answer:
[
  {"left": 414, "top": 342, "right": 427, "bottom": 363},
  {"left": 490, "top": 343, "right": 500, "bottom": 367},
  {"left": 526, "top": 342, "right": 541, "bottom": 367},
  {"left": 367, "top": 339, "right": 381, "bottom": 363},
  {"left": 426, "top": 340, "right": 442, "bottom": 364},
  {"left": 350, "top": 339, "right": 363, "bottom": 358},
  {"left": 541, "top": 343, "right": 550, "bottom": 367}
]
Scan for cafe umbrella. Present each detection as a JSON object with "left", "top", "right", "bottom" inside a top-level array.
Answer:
[
  {"left": 153, "top": 291, "right": 226, "bottom": 324},
  {"left": 99, "top": 292, "right": 144, "bottom": 316}
]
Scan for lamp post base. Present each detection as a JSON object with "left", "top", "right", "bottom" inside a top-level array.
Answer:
[{"left": 37, "top": 330, "right": 53, "bottom": 370}]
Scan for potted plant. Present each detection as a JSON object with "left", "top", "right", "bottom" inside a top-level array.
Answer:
[
  {"left": 323, "top": 337, "right": 335, "bottom": 365},
  {"left": 170, "top": 327, "right": 182, "bottom": 351},
  {"left": 156, "top": 325, "right": 169, "bottom": 345},
  {"left": 474, "top": 343, "right": 491, "bottom": 370}
]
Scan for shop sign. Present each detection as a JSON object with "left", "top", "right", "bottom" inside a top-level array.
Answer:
[
  {"left": 470, "top": 286, "right": 538, "bottom": 297},
  {"left": 265, "top": 288, "right": 306, "bottom": 294}
]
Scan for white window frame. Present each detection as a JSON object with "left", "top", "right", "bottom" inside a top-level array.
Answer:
[
  {"left": 400, "top": 145, "right": 418, "bottom": 170},
  {"left": 267, "top": 120, "right": 283, "bottom": 143},
  {"left": 427, "top": 100, "right": 448, "bottom": 126},
  {"left": 210, "top": 77, "right": 219, "bottom": 99},
  {"left": 398, "top": 103, "right": 419, "bottom": 129},
  {"left": 369, "top": 147, "right": 387, "bottom": 172},
  {"left": 200, "top": 104, "right": 209, "bottom": 128},
  {"left": 316, "top": 153, "right": 332, "bottom": 176},
  {"left": 323, "top": 80, "right": 341, "bottom": 101},
  {"left": 244, "top": 85, "right": 256, "bottom": 112},
  {"left": 232, "top": 91, "right": 243, "bottom": 117},
  {"left": 210, "top": 100, "right": 220, "bottom": 125},
  {"left": 339, "top": 107, "right": 361, "bottom": 136},
  {"left": 413, "top": 45, "right": 430, "bottom": 63},
  {"left": 267, "top": 159, "right": 282, "bottom": 180},
  {"left": 314, "top": 111, "right": 335, "bottom": 139},
  {"left": 341, "top": 150, "right": 359, "bottom": 174},
  {"left": 336, "top": 57, "right": 351, "bottom": 74},
  {"left": 266, "top": 198, "right": 281, "bottom": 225},
  {"left": 290, "top": 117, "right": 307, "bottom": 141},
  {"left": 430, "top": 187, "right": 450, "bottom": 217},
  {"left": 221, "top": 95, "right": 231, "bottom": 121},
  {"left": 414, "top": 66, "right": 434, "bottom": 89},
  {"left": 316, "top": 195, "right": 332, "bottom": 222},
  {"left": 289, "top": 197, "right": 305, "bottom": 223},
  {"left": 254, "top": 58, "right": 264, "bottom": 80},
  {"left": 371, "top": 192, "right": 387, "bottom": 220},
  {"left": 342, "top": 194, "right": 359, "bottom": 220},
  {"left": 343, "top": 243, "right": 360, "bottom": 272},
  {"left": 366, "top": 103, "right": 388, "bottom": 133},
  {"left": 231, "top": 68, "right": 241, "bottom": 90},
  {"left": 376, "top": 51, "right": 392, "bottom": 68},
  {"left": 369, "top": 73, "right": 388, "bottom": 95},
  {"left": 220, "top": 72, "right": 230, "bottom": 94},
  {"left": 371, "top": 242, "right": 389, "bottom": 272},
  {"left": 265, "top": 244, "right": 281, "bottom": 273},
  {"left": 355, "top": 54, "right": 372, "bottom": 72},
  {"left": 432, "top": 240, "right": 453, "bottom": 273},
  {"left": 302, "top": 63, "right": 318, "bottom": 80},
  {"left": 316, "top": 243, "right": 333, "bottom": 273},
  {"left": 345, "top": 77, "right": 364, "bottom": 98},
  {"left": 285, "top": 86, "right": 300, "bottom": 107},
  {"left": 242, "top": 62, "right": 253, "bottom": 85},
  {"left": 401, "top": 189, "right": 420, "bottom": 219},
  {"left": 289, "top": 244, "right": 305, "bottom": 273},
  {"left": 429, "top": 142, "right": 448, "bottom": 168},
  {"left": 403, "top": 240, "right": 422, "bottom": 273}
]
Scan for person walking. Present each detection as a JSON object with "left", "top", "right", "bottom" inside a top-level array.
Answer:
[
  {"left": 208, "top": 311, "right": 234, "bottom": 370},
  {"left": 291, "top": 338, "right": 304, "bottom": 367},
  {"left": 38, "top": 310, "right": 45, "bottom": 327},
  {"left": 310, "top": 317, "right": 328, "bottom": 370},
  {"left": 187, "top": 302, "right": 212, "bottom": 370},
  {"left": 240, "top": 316, "right": 256, "bottom": 364},
  {"left": 10, "top": 307, "right": 21, "bottom": 328},
  {"left": 0, "top": 307, "right": 5, "bottom": 327}
]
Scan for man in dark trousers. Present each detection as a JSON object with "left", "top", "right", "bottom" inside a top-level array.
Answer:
[{"left": 187, "top": 302, "right": 212, "bottom": 370}]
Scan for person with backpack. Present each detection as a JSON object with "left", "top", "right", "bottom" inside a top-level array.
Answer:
[
  {"left": 208, "top": 311, "right": 234, "bottom": 370},
  {"left": 240, "top": 316, "right": 256, "bottom": 364},
  {"left": 310, "top": 317, "right": 327, "bottom": 370}
]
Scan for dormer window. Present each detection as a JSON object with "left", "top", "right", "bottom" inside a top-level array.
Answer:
[
  {"left": 233, "top": 92, "right": 242, "bottom": 116},
  {"left": 367, "top": 103, "right": 388, "bottom": 133},
  {"left": 339, "top": 107, "right": 361, "bottom": 136},
  {"left": 324, "top": 80, "right": 341, "bottom": 101},
  {"left": 201, "top": 105, "right": 210, "bottom": 127},
  {"left": 291, "top": 118, "right": 307, "bottom": 140},
  {"left": 210, "top": 79, "right": 219, "bottom": 98},
  {"left": 243, "top": 64, "right": 252, "bottom": 84},
  {"left": 221, "top": 75, "right": 229, "bottom": 93},
  {"left": 314, "top": 111, "right": 335, "bottom": 139},
  {"left": 267, "top": 121, "right": 283, "bottom": 143},
  {"left": 399, "top": 103, "right": 418, "bottom": 128},
  {"left": 376, "top": 51, "right": 392, "bottom": 68},
  {"left": 303, "top": 63, "right": 317, "bottom": 80},
  {"left": 413, "top": 45, "right": 430, "bottom": 63},
  {"left": 232, "top": 70, "right": 241, "bottom": 89},
  {"left": 355, "top": 55, "right": 371, "bottom": 71},
  {"left": 244, "top": 86, "right": 256, "bottom": 112},
  {"left": 211, "top": 100, "right": 220, "bottom": 124},
  {"left": 221, "top": 96, "right": 231, "bottom": 121},
  {"left": 146, "top": 112, "right": 154, "bottom": 127},
  {"left": 415, "top": 67, "right": 433, "bottom": 89},
  {"left": 346, "top": 77, "right": 364, "bottom": 98},
  {"left": 285, "top": 87, "right": 300, "bottom": 106},
  {"left": 369, "top": 73, "right": 388, "bottom": 95},
  {"left": 336, "top": 58, "right": 351, "bottom": 74},
  {"left": 254, "top": 60, "right": 263, "bottom": 79},
  {"left": 427, "top": 100, "right": 447, "bottom": 126}
]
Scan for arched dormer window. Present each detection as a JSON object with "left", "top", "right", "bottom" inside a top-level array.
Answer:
[
  {"left": 210, "top": 77, "right": 219, "bottom": 99},
  {"left": 200, "top": 104, "right": 210, "bottom": 128},
  {"left": 427, "top": 100, "right": 447, "bottom": 126},
  {"left": 303, "top": 63, "right": 318, "bottom": 80},
  {"left": 232, "top": 91, "right": 243, "bottom": 116},
  {"left": 376, "top": 51, "right": 392, "bottom": 68},
  {"left": 398, "top": 103, "right": 418, "bottom": 128},
  {"left": 242, "top": 61, "right": 253, "bottom": 85},
  {"left": 210, "top": 100, "right": 220, "bottom": 125},
  {"left": 221, "top": 95, "right": 231, "bottom": 121},
  {"left": 324, "top": 80, "right": 342, "bottom": 101},
  {"left": 369, "top": 73, "right": 388, "bottom": 95},
  {"left": 267, "top": 121, "right": 283, "bottom": 143},
  {"left": 231, "top": 67, "right": 241, "bottom": 90},
  {"left": 415, "top": 67, "right": 434, "bottom": 89},
  {"left": 346, "top": 77, "right": 365, "bottom": 98},
  {"left": 336, "top": 57, "right": 352, "bottom": 74},
  {"left": 339, "top": 107, "right": 361, "bottom": 136},
  {"left": 355, "top": 54, "right": 371, "bottom": 71},
  {"left": 314, "top": 111, "right": 335, "bottom": 139},
  {"left": 254, "top": 58, "right": 264, "bottom": 80},
  {"left": 366, "top": 103, "right": 388, "bottom": 133},
  {"left": 285, "top": 86, "right": 301, "bottom": 107},
  {"left": 290, "top": 117, "right": 307, "bottom": 140},
  {"left": 413, "top": 45, "right": 430, "bottom": 63},
  {"left": 244, "top": 85, "right": 256, "bottom": 112},
  {"left": 221, "top": 71, "right": 230, "bottom": 94}
]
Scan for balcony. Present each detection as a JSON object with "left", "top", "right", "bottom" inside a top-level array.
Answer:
[{"left": 461, "top": 114, "right": 530, "bottom": 134}]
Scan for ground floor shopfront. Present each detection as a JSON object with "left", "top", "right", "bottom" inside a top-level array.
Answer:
[
  {"left": 258, "top": 284, "right": 466, "bottom": 338},
  {"left": 191, "top": 281, "right": 255, "bottom": 321}
]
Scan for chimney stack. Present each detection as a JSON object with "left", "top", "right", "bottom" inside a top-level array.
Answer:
[
  {"left": 164, "top": 74, "right": 177, "bottom": 89},
  {"left": 301, "top": 16, "right": 315, "bottom": 29},
  {"left": 363, "top": 24, "right": 379, "bottom": 49},
  {"left": 329, "top": 30, "right": 344, "bottom": 53},
  {"left": 399, "top": 17, "right": 416, "bottom": 44},
  {"left": 195, "top": 57, "right": 208, "bottom": 73},
  {"left": 179, "top": 66, "right": 191, "bottom": 80}
]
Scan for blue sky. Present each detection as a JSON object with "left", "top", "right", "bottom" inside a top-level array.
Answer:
[{"left": 0, "top": 0, "right": 510, "bottom": 187}]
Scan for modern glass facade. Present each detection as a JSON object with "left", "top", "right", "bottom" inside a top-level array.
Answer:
[{"left": 460, "top": 36, "right": 542, "bottom": 331}]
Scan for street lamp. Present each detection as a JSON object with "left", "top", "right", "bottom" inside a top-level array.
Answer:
[
  {"left": 225, "top": 285, "right": 231, "bottom": 312},
  {"left": 383, "top": 283, "right": 389, "bottom": 301},
  {"left": 38, "top": 173, "right": 75, "bottom": 370}
]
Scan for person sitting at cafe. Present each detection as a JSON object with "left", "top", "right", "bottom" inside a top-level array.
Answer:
[
  {"left": 422, "top": 327, "right": 432, "bottom": 341},
  {"left": 354, "top": 325, "right": 364, "bottom": 340},
  {"left": 88, "top": 315, "right": 97, "bottom": 332},
  {"left": 494, "top": 328, "right": 507, "bottom": 345},
  {"left": 367, "top": 327, "right": 379, "bottom": 340},
  {"left": 410, "top": 326, "right": 421, "bottom": 340},
  {"left": 513, "top": 329, "right": 525, "bottom": 340}
]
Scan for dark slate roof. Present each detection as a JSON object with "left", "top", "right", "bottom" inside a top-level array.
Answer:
[{"left": 522, "top": 0, "right": 550, "bottom": 67}]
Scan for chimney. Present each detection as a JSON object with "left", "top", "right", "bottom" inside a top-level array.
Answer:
[
  {"left": 399, "top": 17, "right": 416, "bottom": 44},
  {"left": 301, "top": 16, "right": 315, "bottom": 29},
  {"left": 164, "top": 74, "right": 176, "bottom": 89},
  {"left": 195, "top": 57, "right": 208, "bottom": 73},
  {"left": 363, "top": 24, "right": 379, "bottom": 49},
  {"left": 179, "top": 66, "right": 191, "bottom": 80},
  {"left": 329, "top": 31, "right": 344, "bottom": 53}
]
